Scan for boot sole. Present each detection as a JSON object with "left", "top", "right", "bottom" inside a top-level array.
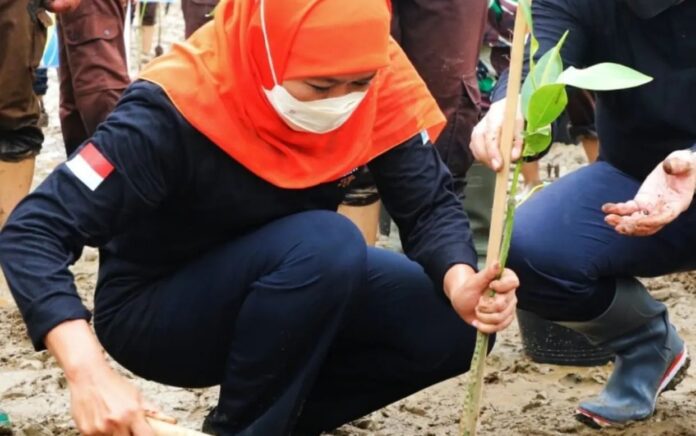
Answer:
[
  {"left": 657, "top": 347, "right": 689, "bottom": 394},
  {"left": 574, "top": 346, "right": 690, "bottom": 429}
]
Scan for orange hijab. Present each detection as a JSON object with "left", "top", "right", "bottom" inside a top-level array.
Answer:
[{"left": 140, "top": 0, "right": 445, "bottom": 189}]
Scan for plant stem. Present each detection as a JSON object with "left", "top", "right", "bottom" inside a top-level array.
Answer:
[
  {"left": 459, "top": 159, "right": 524, "bottom": 436},
  {"left": 459, "top": 330, "right": 489, "bottom": 436},
  {"left": 500, "top": 160, "right": 523, "bottom": 269}
]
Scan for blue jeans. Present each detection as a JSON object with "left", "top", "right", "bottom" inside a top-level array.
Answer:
[
  {"left": 94, "top": 211, "right": 481, "bottom": 435},
  {"left": 508, "top": 161, "right": 696, "bottom": 322}
]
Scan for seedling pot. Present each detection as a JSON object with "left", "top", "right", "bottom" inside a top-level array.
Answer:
[{"left": 517, "top": 309, "right": 613, "bottom": 366}]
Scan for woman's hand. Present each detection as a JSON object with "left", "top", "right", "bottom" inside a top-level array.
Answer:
[
  {"left": 603, "top": 149, "right": 696, "bottom": 236},
  {"left": 470, "top": 98, "right": 525, "bottom": 171},
  {"left": 67, "top": 363, "right": 155, "bottom": 436},
  {"left": 444, "top": 263, "right": 519, "bottom": 333},
  {"left": 45, "top": 320, "right": 163, "bottom": 435}
]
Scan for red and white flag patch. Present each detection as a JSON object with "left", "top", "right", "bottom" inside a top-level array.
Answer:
[{"left": 65, "top": 143, "right": 114, "bottom": 191}]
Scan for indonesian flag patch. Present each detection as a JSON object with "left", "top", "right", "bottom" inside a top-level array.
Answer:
[{"left": 65, "top": 143, "right": 114, "bottom": 191}]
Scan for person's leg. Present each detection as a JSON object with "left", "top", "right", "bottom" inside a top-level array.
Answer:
[
  {"left": 295, "top": 247, "right": 484, "bottom": 433},
  {"left": 508, "top": 161, "right": 693, "bottom": 426},
  {"left": 509, "top": 161, "right": 696, "bottom": 319},
  {"left": 0, "top": 159, "right": 35, "bottom": 228},
  {"left": 32, "top": 67, "right": 49, "bottom": 127},
  {"left": 181, "top": 0, "right": 218, "bottom": 38},
  {"left": 521, "top": 160, "right": 542, "bottom": 189},
  {"left": 0, "top": 0, "right": 46, "bottom": 226},
  {"left": 0, "top": 0, "right": 45, "bottom": 132},
  {"left": 140, "top": 1, "right": 157, "bottom": 56},
  {"left": 461, "top": 162, "right": 494, "bottom": 267},
  {"left": 58, "top": 0, "right": 129, "bottom": 155},
  {"left": 397, "top": 0, "right": 488, "bottom": 195},
  {"left": 339, "top": 166, "right": 382, "bottom": 246},
  {"left": 566, "top": 89, "right": 599, "bottom": 163},
  {"left": 582, "top": 137, "right": 599, "bottom": 163},
  {"left": 337, "top": 203, "right": 380, "bottom": 246},
  {"left": 57, "top": 16, "right": 88, "bottom": 155},
  {"left": 94, "top": 211, "right": 368, "bottom": 436}
]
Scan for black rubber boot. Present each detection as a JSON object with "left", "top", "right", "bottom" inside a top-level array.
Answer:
[
  {"left": 201, "top": 407, "right": 226, "bottom": 435},
  {"left": 557, "top": 278, "right": 690, "bottom": 428}
]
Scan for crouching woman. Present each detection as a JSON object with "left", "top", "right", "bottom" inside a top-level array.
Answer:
[{"left": 0, "top": 0, "right": 518, "bottom": 434}]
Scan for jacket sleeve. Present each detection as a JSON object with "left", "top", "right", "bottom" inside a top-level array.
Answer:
[
  {"left": 491, "top": 0, "right": 591, "bottom": 102},
  {"left": 0, "top": 82, "right": 185, "bottom": 350},
  {"left": 368, "top": 133, "right": 478, "bottom": 286}
]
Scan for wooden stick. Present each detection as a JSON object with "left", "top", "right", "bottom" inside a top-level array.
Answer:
[
  {"left": 147, "top": 417, "right": 208, "bottom": 436},
  {"left": 458, "top": 5, "right": 529, "bottom": 436},
  {"left": 485, "top": 4, "right": 528, "bottom": 266}
]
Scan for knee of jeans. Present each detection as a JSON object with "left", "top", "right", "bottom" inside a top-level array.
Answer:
[
  {"left": 287, "top": 211, "right": 367, "bottom": 294},
  {"left": 508, "top": 219, "right": 599, "bottom": 310}
]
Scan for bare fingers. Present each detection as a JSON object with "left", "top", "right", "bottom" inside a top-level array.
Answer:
[
  {"left": 607, "top": 205, "right": 677, "bottom": 236},
  {"left": 474, "top": 302, "right": 517, "bottom": 333},
  {"left": 474, "top": 290, "right": 518, "bottom": 333},
  {"left": 601, "top": 200, "right": 642, "bottom": 216},
  {"left": 489, "top": 268, "right": 519, "bottom": 294}
]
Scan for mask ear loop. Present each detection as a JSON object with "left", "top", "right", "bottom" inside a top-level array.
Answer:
[{"left": 259, "top": 0, "right": 279, "bottom": 87}]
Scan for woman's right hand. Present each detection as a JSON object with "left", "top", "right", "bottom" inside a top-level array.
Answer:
[
  {"left": 67, "top": 362, "right": 155, "bottom": 436},
  {"left": 470, "top": 98, "right": 525, "bottom": 172},
  {"left": 45, "top": 320, "right": 156, "bottom": 435}
]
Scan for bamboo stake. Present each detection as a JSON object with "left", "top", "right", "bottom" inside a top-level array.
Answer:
[
  {"left": 147, "top": 417, "right": 208, "bottom": 436},
  {"left": 459, "top": 4, "right": 529, "bottom": 436}
]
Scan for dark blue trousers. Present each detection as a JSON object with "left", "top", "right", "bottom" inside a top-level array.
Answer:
[
  {"left": 94, "top": 211, "right": 480, "bottom": 435},
  {"left": 508, "top": 161, "right": 696, "bottom": 322}
]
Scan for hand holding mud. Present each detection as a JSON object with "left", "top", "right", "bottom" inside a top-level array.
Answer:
[
  {"left": 445, "top": 262, "right": 519, "bottom": 334},
  {"left": 470, "top": 98, "right": 525, "bottom": 171},
  {"left": 603, "top": 149, "right": 696, "bottom": 236}
]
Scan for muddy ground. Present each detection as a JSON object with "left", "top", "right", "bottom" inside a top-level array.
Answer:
[{"left": 1, "top": 4, "right": 695, "bottom": 435}]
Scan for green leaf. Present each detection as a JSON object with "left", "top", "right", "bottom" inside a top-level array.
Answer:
[
  {"left": 530, "top": 34, "right": 539, "bottom": 67},
  {"left": 556, "top": 63, "right": 653, "bottom": 91},
  {"left": 521, "top": 74, "right": 535, "bottom": 119},
  {"left": 518, "top": 0, "right": 533, "bottom": 33},
  {"left": 523, "top": 127, "right": 553, "bottom": 157},
  {"left": 521, "top": 31, "right": 568, "bottom": 117},
  {"left": 532, "top": 32, "right": 568, "bottom": 89},
  {"left": 526, "top": 83, "right": 568, "bottom": 132},
  {"left": 538, "top": 30, "right": 568, "bottom": 85}
]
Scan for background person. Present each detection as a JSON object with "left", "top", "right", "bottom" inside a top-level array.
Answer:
[
  {"left": 57, "top": 0, "right": 130, "bottom": 156},
  {"left": 470, "top": 0, "right": 694, "bottom": 428}
]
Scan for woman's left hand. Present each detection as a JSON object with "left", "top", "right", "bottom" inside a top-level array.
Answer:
[{"left": 445, "top": 262, "right": 519, "bottom": 334}]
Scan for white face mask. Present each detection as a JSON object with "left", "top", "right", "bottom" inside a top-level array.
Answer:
[
  {"left": 263, "top": 87, "right": 367, "bottom": 134},
  {"left": 259, "top": 0, "right": 368, "bottom": 134}
]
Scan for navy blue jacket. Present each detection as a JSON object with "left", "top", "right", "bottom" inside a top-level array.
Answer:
[
  {"left": 494, "top": 0, "right": 696, "bottom": 180},
  {"left": 0, "top": 81, "right": 476, "bottom": 350}
]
